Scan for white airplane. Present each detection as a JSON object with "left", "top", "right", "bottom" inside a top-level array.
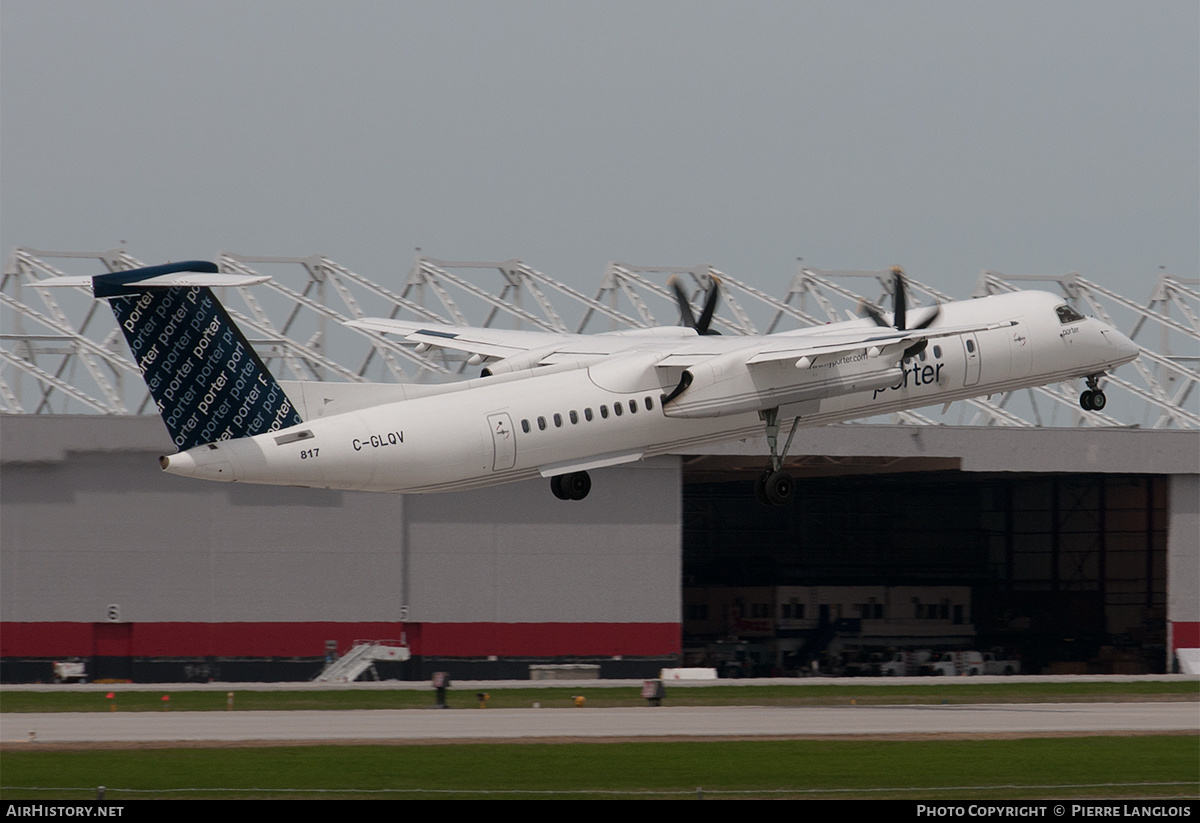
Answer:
[{"left": 41, "top": 261, "right": 1139, "bottom": 505}]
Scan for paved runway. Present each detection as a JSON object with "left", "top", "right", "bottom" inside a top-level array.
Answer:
[{"left": 3, "top": 702, "right": 1196, "bottom": 744}]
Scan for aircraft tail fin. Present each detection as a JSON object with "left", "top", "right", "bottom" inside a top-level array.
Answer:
[{"left": 70, "top": 261, "right": 303, "bottom": 450}]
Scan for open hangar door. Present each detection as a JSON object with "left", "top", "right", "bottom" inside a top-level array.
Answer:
[{"left": 680, "top": 457, "right": 1171, "bottom": 676}]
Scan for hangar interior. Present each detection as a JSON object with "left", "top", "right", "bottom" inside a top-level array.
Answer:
[
  {"left": 682, "top": 467, "right": 1175, "bottom": 676},
  {"left": 1, "top": 249, "right": 1196, "bottom": 681}
]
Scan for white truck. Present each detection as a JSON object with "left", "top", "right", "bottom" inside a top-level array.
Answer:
[
  {"left": 930, "top": 651, "right": 1020, "bottom": 676},
  {"left": 930, "top": 651, "right": 984, "bottom": 676},
  {"left": 982, "top": 652, "right": 1021, "bottom": 675},
  {"left": 880, "top": 650, "right": 933, "bottom": 677},
  {"left": 52, "top": 660, "right": 87, "bottom": 683}
]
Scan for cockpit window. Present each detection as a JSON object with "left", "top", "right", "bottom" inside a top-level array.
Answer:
[{"left": 1056, "top": 305, "right": 1085, "bottom": 324}]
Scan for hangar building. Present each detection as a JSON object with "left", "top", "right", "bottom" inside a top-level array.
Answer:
[{"left": 2, "top": 249, "right": 1196, "bottom": 681}]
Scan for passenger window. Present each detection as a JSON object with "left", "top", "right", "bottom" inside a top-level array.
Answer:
[
  {"left": 933, "top": 345, "right": 942, "bottom": 358},
  {"left": 629, "top": 399, "right": 638, "bottom": 413},
  {"left": 554, "top": 413, "right": 563, "bottom": 428},
  {"left": 918, "top": 352, "right": 926, "bottom": 362},
  {"left": 600, "top": 405, "right": 609, "bottom": 419},
  {"left": 585, "top": 408, "right": 593, "bottom": 422},
  {"left": 569, "top": 410, "right": 578, "bottom": 424},
  {"left": 537, "top": 416, "right": 546, "bottom": 431},
  {"left": 644, "top": 396, "right": 653, "bottom": 410},
  {"left": 521, "top": 419, "right": 530, "bottom": 434},
  {"left": 966, "top": 339, "right": 976, "bottom": 353},
  {"left": 614, "top": 402, "right": 623, "bottom": 416}
]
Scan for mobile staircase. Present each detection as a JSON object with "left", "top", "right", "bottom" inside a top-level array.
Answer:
[{"left": 314, "top": 638, "right": 411, "bottom": 683}]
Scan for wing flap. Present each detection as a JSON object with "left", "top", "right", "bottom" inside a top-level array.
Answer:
[
  {"left": 538, "top": 450, "right": 646, "bottom": 477},
  {"left": 345, "top": 317, "right": 593, "bottom": 360}
]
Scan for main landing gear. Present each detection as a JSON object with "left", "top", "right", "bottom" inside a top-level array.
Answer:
[
  {"left": 551, "top": 471, "right": 591, "bottom": 501},
  {"left": 1079, "top": 374, "right": 1107, "bottom": 411},
  {"left": 754, "top": 408, "right": 799, "bottom": 507}
]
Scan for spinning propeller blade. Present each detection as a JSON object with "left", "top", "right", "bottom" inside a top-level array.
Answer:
[
  {"left": 859, "top": 267, "right": 941, "bottom": 358},
  {"left": 669, "top": 274, "right": 722, "bottom": 336}
]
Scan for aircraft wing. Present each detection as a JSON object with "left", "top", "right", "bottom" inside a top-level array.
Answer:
[
  {"left": 655, "top": 318, "right": 1019, "bottom": 418},
  {"left": 738, "top": 318, "right": 1018, "bottom": 367},
  {"left": 652, "top": 318, "right": 1017, "bottom": 369},
  {"left": 348, "top": 315, "right": 1017, "bottom": 384},
  {"left": 345, "top": 318, "right": 705, "bottom": 365},
  {"left": 345, "top": 318, "right": 579, "bottom": 358}
]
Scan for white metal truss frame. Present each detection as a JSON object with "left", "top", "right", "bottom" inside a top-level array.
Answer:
[
  {"left": 217, "top": 253, "right": 455, "bottom": 383},
  {"left": 2, "top": 247, "right": 1194, "bottom": 429},
  {"left": 2, "top": 248, "right": 150, "bottom": 415}
]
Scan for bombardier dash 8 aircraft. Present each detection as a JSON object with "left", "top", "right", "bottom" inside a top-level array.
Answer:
[{"left": 41, "top": 262, "right": 1139, "bottom": 505}]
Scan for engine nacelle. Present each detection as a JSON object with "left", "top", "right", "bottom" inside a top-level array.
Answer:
[
  {"left": 663, "top": 347, "right": 905, "bottom": 418},
  {"left": 481, "top": 344, "right": 604, "bottom": 377}
]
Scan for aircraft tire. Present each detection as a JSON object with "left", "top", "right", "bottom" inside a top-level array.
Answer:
[
  {"left": 764, "top": 471, "right": 794, "bottom": 506},
  {"left": 1079, "top": 390, "right": 1094, "bottom": 410},
  {"left": 550, "top": 475, "right": 569, "bottom": 500},
  {"left": 1090, "top": 390, "right": 1106, "bottom": 410},
  {"left": 564, "top": 471, "right": 591, "bottom": 501},
  {"left": 754, "top": 472, "right": 770, "bottom": 506}
]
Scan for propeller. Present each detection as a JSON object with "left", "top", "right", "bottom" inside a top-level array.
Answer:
[
  {"left": 661, "top": 273, "right": 720, "bottom": 406},
  {"left": 668, "top": 274, "right": 722, "bottom": 335},
  {"left": 861, "top": 267, "right": 940, "bottom": 358}
]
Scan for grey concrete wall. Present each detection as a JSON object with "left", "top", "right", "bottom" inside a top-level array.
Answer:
[
  {"left": 0, "top": 416, "right": 681, "bottom": 625},
  {"left": 405, "top": 459, "right": 680, "bottom": 623},
  {"left": 1168, "top": 474, "right": 1199, "bottom": 626}
]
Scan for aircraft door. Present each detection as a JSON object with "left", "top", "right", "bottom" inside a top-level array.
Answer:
[
  {"left": 962, "top": 333, "right": 981, "bottom": 387},
  {"left": 487, "top": 412, "right": 517, "bottom": 471},
  {"left": 1008, "top": 321, "right": 1031, "bottom": 378}
]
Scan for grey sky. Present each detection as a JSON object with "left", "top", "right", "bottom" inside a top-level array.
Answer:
[{"left": 2, "top": 1, "right": 1196, "bottom": 298}]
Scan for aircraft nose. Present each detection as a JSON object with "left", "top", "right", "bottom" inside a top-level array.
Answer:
[{"left": 1101, "top": 328, "right": 1139, "bottom": 363}]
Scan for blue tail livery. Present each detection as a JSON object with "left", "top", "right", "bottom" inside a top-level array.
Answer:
[{"left": 86, "top": 261, "right": 302, "bottom": 450}]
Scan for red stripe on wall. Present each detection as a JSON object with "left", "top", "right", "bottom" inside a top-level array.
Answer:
[
  {"left": 1172, "top": 621, "right": 1199, "bottom": 650},
  {"left": 416, "top": 623, "right": 680, "bottom": 657},
  {"left": 0, "top": 622, "right": 681, "bottom": 658}
]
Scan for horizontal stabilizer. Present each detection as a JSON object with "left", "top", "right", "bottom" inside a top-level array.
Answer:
[{"left": 35, "top": 261, "right": 269, "bottom": 296}]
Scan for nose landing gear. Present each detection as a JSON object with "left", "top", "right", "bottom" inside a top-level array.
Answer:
[{"left": 1079, "top": 374, "right": 1107, "bottom": 411}]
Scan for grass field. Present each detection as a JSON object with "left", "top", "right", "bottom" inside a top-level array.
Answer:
[
  {"left": 2, "top": 736, "right": 1197, "bottom": 800},
  {"left": 3, "top": 681, "right": 1195, "bottom": 800},
  {"left": 3, "top": 680, "right": 1196, "bottom": 713}
]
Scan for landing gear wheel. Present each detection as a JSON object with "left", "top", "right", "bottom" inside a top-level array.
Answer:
[
  {"left": 564, "top": 471, "right": 591, "bottom": 500},
  {"left": 754, "top": 472, "right": 770, "bottom": 506},
  {"left": 1081, "top": 375, "right": 1107, "bottom": 411},
  {"left": 763, "top": 471, "right": 794, "bottom": 506},
  {"left": 551, "top": 471, "right": 591, "bottom": 501},
  {"left": 756, "top": 407, "right": 800, "bottom": 506}
]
